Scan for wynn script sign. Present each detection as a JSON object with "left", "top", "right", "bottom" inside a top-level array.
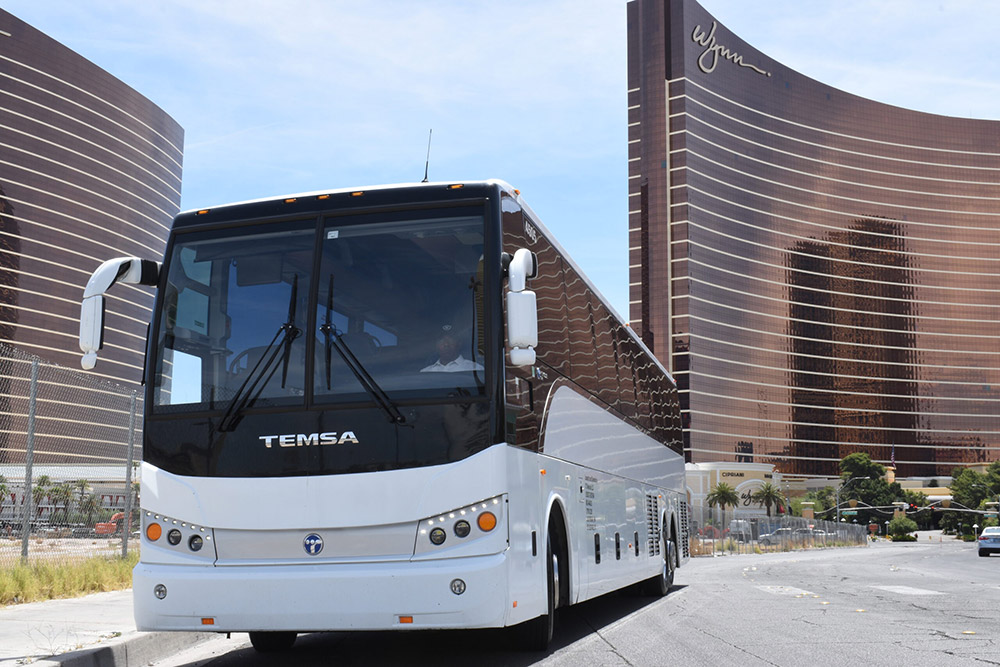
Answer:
[{"left": 692, "top": 21, "right": 770, "bottom": 77}]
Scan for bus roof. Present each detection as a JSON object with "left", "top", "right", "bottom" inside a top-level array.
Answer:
[{"left": 177, "top": 179, "right": 521, "bottom": 218}]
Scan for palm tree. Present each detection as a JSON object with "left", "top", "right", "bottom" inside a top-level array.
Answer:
[
  {"left": 32, "top": 475, "right": 51, "bottom": 521},
  {"left": 73, "top": 479, "right": 90, "bottom": 507},
  {"left": 751, "top": 482, "right": 785, "bottom": 518},
  {"left": 0, "top": 474, "right": 8, "bottom": 526},
  {"left": 50, "top": 483, "right": 74, "bottom": 526},
  {"left": 79, "top": 492, "right": 100, "bottom": 528},
  {"left": 706, "top": 482, "right": 740, "bottom": 513}
]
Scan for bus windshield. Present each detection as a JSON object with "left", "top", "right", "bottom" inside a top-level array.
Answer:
[{"left": 152, "top": 208, "right": 487, "bottom": 413}]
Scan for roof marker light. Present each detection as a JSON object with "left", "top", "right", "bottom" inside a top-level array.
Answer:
[
  {"left": 317, "top": 194, "right": 331, "bottom": 200},
  {"left": 350, "top": 191, "right": 364, "bottom": 197},
  {"left": 196, "top": 209, "right": 209, "bottom": 215},
  {"left": 284, "top": 198, "right": 297, "bottom": 204},
  {"left": 447, "top": 184, "right": 464, "bottom": 190}
]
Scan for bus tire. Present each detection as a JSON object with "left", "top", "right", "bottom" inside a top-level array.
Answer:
[
  {"left": 249, "top": 631, "right": 297, "bottom": 652},
  {"left": 514, "top": 530, "right": 557, "bottom": 651},
  {"left": 642, "top": 524, "right": 676, "bottom": 596}
]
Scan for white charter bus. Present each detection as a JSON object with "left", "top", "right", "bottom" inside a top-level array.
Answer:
[{"left": 78, "top": 180, "right": 687, "bottom": 652}]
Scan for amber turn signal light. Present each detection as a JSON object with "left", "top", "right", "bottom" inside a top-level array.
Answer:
[
  {"left": 477, "top": 511, "right": 497, "bottom": 532},
  {"left": 145, "top": 523, "right": 162, "bottom": 541}
]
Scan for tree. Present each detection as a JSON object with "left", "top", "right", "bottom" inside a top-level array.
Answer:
[
  {"left": 50, "top": 483, "right": 74, "bottom": 526},
  {"left": 951, "top": 468, "right": 991, "bottom": 510},
  {"left": 32, "top": 475, "right": 51, "bottom": 521},
  {"left": 0, "top": 474, "right": 8, "bottom": 521},
  {"left": 73, "top": 479, "right": 90, "bottom": 507},
  {"left": 899, "top": 490, "right": 931, "bottom": 527},
  {"left": 839, "top": 453, "right": 886, "bottom": 482},
  {"left": 888, "top": 515, "right": 918, "bottom": 540},
  {"left": 79, "top": 492, "right": 100, "bottom": 527},
  {"left": 804, "top": 486, "right": 835, "bottom": 515},
  {"left": 706, "top": 482, "right": 740, "bottom": 514},
  {"left": 751, "top": 482, "right": 784, "bottom": 517},
  {"left": 835, "top": 453, "right": 899, "bottom": 527}
]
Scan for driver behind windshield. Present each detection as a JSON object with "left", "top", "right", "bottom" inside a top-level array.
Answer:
[{"left": 421, "top": 327, "right": 483, "bottom": 373}]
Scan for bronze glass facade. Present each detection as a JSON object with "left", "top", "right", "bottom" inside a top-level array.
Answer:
[
  {"left": 0, "top": 9, "right": 182, "bottom": 384},
  {"left": 628, "top": 0, "right": 1000, "bottom": 476}
]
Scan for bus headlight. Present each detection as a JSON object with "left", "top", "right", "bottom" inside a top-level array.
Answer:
[
  {"left": 415, "top": 495, "right": 506, "bottom": 555},
  {"left": 141, "top": 511, "right": 215, "bottom": 560}
]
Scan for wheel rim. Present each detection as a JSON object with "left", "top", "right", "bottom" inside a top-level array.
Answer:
[
  {"left": 661, "top": 532, "right": 676, "bottom": 587},
  {"left": 666, "top": 539, "right": 676, "bottom": 580},
  {"left": 551, "top": 547, "right": 561, "bottom": 609}
]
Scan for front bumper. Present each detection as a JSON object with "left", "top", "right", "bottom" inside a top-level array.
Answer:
[{"left": 133, "top": 552, "right": 510, "bottom": 632}]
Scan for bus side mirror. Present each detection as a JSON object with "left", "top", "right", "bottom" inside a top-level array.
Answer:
[
  {"left": 79, "top": 295, "right": 106, "bottom": 370},
  {"left": 506, "top": 248, "right": 537, "bottom": 367},
  {"left": 79, "top": 257, "right": 160, "bottom": 369}
]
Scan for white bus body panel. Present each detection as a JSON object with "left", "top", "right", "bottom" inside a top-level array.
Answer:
[
  {"left": 136, "top": 389, "right": 685, "bottom": 633},
  {"left": 136, "top": 444, "right": 550, "bottom": 632}
]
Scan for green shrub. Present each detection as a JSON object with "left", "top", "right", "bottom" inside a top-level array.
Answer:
[
  {"left": 888, "top": 515, "right": 918, "bottom": 539},
  {"left": 890, "top": 534, "right": 917, "bottom": 542}
]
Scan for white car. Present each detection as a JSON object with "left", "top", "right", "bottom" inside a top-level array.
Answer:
[
  {"left": 978, "top": 526, "right": 1000, "bottom": 557},
  {"left": 758, "top": 527, "right": 793, "bottom": 545}
]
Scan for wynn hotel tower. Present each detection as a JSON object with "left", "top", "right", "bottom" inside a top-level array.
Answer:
[{"left": 627, "top": 0, "right": 1000, "bottom": 477}]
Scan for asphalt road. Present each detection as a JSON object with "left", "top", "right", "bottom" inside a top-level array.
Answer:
[{"left": 152, "top": 533, "right": 997, "bottom": 667}]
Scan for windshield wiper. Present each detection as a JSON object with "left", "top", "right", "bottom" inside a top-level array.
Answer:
[
  {"left": 319, "top": 275, "right": 406, "bottom": 425},
  {"left": 217, "top": 276, "right": 301, "bottom": 432},
  {"left": 321, "top": 275, "right": 335, "bottom": 391}
]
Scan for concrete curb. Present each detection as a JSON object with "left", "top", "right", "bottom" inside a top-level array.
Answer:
[{"left": 32, "top": 631, "right": 213, "bottom": 667}]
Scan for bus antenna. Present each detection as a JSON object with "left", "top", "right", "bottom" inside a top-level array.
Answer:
[{"left": 421, "top": 129, "right": 433, "bottom": 183}]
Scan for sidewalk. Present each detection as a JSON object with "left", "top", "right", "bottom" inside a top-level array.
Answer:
[{"left": 0, "top": 590, "right": 209, "bottom": 666}]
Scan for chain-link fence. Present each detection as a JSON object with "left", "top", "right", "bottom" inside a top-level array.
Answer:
[
  {"left": 688, "top": 504, "right": 868, "bottom": 557},
  {"left": 0, "top": 344, "right": 141, "bottom": 567}
]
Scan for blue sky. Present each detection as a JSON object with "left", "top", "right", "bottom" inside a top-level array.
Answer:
[{"left": 4, "top": 1, "right": 999, "bottom": 319}]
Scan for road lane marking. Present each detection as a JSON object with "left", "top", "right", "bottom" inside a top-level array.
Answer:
[
  {"left": 757, "top": 586, "right": 814, "bottom": 596},
  {"left": 870, "top": 585, "right": 943, "bottom": 595}
]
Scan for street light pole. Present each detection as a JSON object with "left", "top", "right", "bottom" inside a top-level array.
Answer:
[{"left": 836, "top": 476, "right": 871, "bottom": 524}]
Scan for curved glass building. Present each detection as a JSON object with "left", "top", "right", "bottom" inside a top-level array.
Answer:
[
  {"left": 627, "top": 0, "right": 1000, "bottom": 476},
  {"left": 0, "top": 9, "right": 182, "bottom": 385}
]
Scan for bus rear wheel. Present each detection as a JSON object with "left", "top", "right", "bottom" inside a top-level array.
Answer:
[
  {"left": 249, "top": 631, "right": 297, "bottom": 652},
  {"left": 642, "top": 526, "right": 676, "bottom": 596}
]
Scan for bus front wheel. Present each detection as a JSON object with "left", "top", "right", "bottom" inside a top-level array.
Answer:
[
  {"left": 249, "top": 631, "right": 297, "bottom": 652},
  {"left": 514, "top": 530, "right": 557, "bottom": 651}
]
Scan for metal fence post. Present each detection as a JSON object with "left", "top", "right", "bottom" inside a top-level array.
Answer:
[
  {"left": 121, "top": 391, "right": 137, "bottom": 558},
  {"left": 20, "top": 359, "right": 39, "bottom": 561}
]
